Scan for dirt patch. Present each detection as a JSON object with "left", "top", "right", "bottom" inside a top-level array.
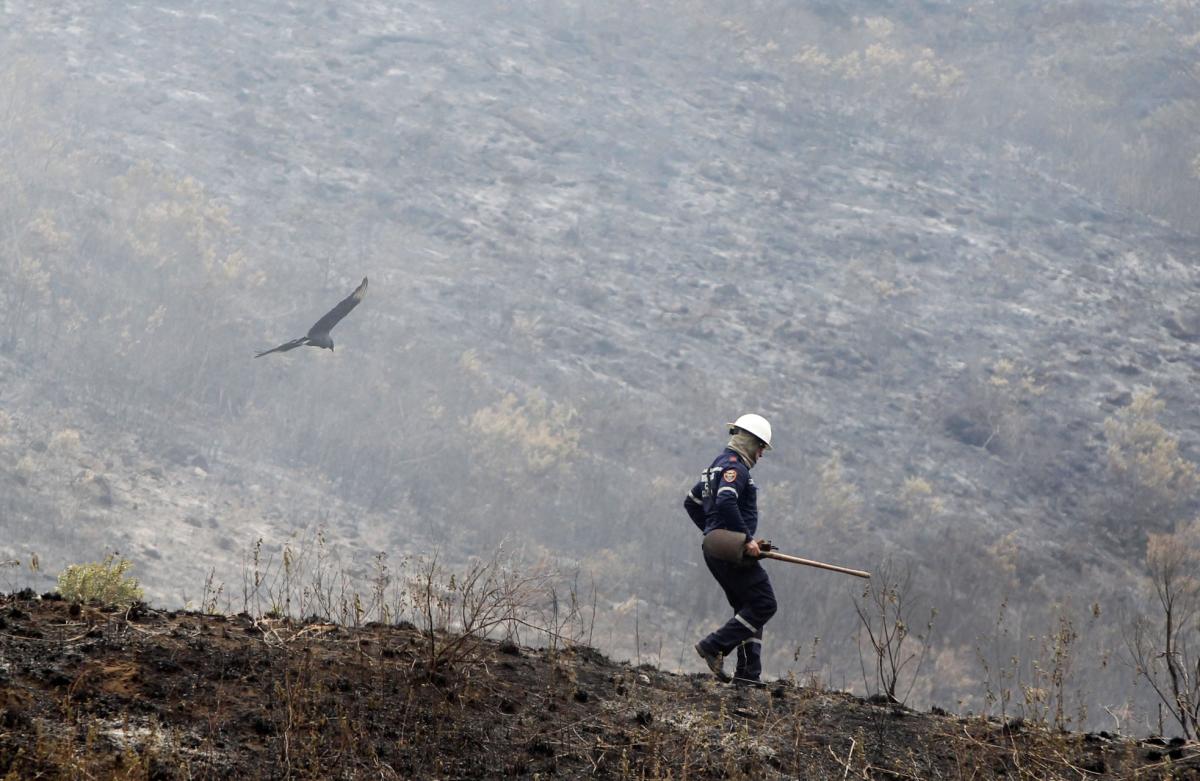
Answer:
[{"left": 1, "top": 593, "right": 1197, "bottom": 779}]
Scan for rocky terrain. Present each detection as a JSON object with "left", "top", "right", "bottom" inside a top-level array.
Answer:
[{"left": 2, "top": 591, "right": 1197, "bottom": 780}]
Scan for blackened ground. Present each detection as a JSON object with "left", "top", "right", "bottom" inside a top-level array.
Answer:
[{"left": 0, "top": 592, "right": 1196, "bottom": 780}]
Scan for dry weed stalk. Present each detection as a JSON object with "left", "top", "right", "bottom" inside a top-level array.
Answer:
[{"left": 853, "top": 558, "right": 935, "bottom": 705}]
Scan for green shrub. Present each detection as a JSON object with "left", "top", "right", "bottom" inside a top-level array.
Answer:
[{"left": 57, "top": 554, "right": 144, "bottom": 607}]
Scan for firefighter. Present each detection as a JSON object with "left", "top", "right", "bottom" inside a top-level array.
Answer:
[{"left": 684, "top": 414, "right": 777, "bottom": 687}]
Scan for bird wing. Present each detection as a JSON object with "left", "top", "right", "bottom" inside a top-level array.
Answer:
[
  {"left": 255, "top": 337, "right": 308, "bottom": 358},
  {"left": 307, "top": 277, "right": 368, "bottom": 338}
]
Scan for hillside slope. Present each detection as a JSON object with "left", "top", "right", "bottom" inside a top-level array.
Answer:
[
  {"left": 1, "top": 0, "right": 1199, "bottom": 728},
  {"left": 2, "top": 592, "right": 1196, "bottom": 779}
]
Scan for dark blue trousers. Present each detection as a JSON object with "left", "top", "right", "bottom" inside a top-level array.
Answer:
[{"left": 700, "top": 553, "right": 778, "bottom": 680}]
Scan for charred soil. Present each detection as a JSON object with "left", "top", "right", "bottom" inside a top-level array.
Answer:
[{"left": 0, "top": 593, "right": 1197, "bottom": 780}]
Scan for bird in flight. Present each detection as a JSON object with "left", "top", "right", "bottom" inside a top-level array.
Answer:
[{"left": 255, "top": 277, "right": 368, "bottom": 358}]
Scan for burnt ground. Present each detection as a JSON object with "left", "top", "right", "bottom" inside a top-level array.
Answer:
[{"left": 0, "top": 592, "right": 1197, "bottom": 780}]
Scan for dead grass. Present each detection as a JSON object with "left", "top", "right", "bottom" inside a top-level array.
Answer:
[{"left": 3, "top": 592, "right": 1198, "bottom": 780}]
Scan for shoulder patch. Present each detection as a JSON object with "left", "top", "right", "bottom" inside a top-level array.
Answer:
[
  {"left": 722, "top": 468, "right": 739, "bottom": 483},
  {"left": 728, "top": 455, "right": 739, "bottom": 463}
]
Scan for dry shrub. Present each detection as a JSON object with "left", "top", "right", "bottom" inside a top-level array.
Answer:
[
  {"left": 469, "top": 392, "right": 580, "bottom": 471},
  {"left": 14, "top": 453, "right": 39, "bottom": 484},
  {"left": 404, "top": 549, "right": 580, "bottom": 676},
  {"left": 943, "top": 358, "right": 1047, "bottom": 465},
  {"left": 1104, "top": 388, "right": 1199, "bottom": 533},
  {"left": 110, "top": 161, "right": 246, "bottom": 281},
  {"left": 789, "top": 32, "right": 963, "bottom": 100},
  {"left": 1127, "top": 518, "right": 1200, "bottom": 739},
  {"left": 48, "top": 428, "right": 81, "bottom": 454},
  {"left": 809, "top": 452, "right": 865, "bottom": 539},
  {"left": 852, "top": 558, "right": 936, "bottom": 705},
  {"left": 984, "top": 531, "right": 1020, "bottom": 592},
  {"left": 899, "top": 477, "right": 944, "bottom": 528}
]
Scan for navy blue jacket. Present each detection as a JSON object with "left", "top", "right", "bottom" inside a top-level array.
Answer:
[{"left": 684, "top": 447, "right": 758, "bottom": 542}]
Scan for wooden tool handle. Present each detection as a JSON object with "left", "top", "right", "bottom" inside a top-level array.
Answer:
[{"left": 759, "top": 550, "right": 871, "bottom": 579}]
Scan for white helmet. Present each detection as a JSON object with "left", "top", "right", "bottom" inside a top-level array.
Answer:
[{"left": 727, "top": 413, "right": 773, "bottom": 450}]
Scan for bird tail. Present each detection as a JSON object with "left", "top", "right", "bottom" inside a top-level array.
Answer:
[{"left": 255, "top": 337, "right": 308, "bottom": 358}]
